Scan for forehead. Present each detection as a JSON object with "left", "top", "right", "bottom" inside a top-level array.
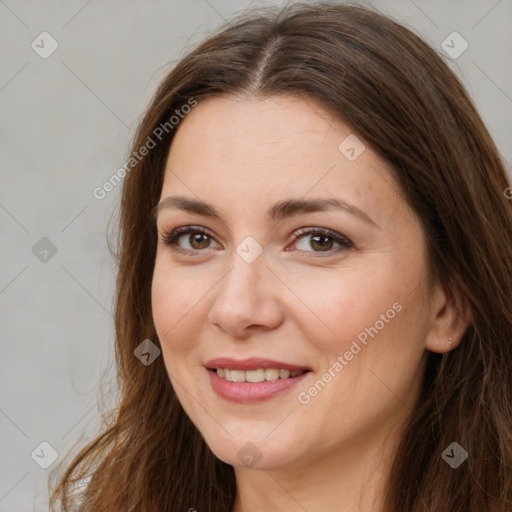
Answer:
[{"left": 161, "top": 94, "right": 400, "bottom": 222}]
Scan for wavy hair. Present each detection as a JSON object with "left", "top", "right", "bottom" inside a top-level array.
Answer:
[{"left": 50, "top": 3, "right": 512, "bottom": 510}]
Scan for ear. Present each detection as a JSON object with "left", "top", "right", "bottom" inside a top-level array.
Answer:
[{"left": 424, "top": 278, "right": 471, "bottom": 354}]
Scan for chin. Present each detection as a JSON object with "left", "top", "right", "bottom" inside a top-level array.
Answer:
[{"left": 204, "top": 433, "right": 301, "bottom": 471}]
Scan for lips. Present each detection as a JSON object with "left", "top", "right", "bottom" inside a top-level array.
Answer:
[{"left": 204, "top": 357, "right": 312, "bottom": 403}]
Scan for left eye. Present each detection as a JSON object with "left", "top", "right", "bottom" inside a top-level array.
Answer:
[
  {"left": 160, "top": 226, "right": 353, "bottom": 255},
  {"left": 289, "top": 228, "right": 354, "bottom": 254}
]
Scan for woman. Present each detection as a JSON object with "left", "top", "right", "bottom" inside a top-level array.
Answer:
[{"left": 50, "top": 3, "right": 512, "bottom": 511}]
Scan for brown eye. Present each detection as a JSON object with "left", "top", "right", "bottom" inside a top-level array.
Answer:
[
  {"left": 291, "top": 228, "right": 353, "bottom": 255},
  {"left": 162, "top": 226, "right": 220, "bottom": 254},
  {"left": 188, "top": 232, "right": 211, "bottom": 249},
  {"left": 309, "top": 234, "right": 335, "bottom": 251}
]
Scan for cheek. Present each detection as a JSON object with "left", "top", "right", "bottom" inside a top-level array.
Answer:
[
  {"left": 151, "top": 261, "right": 205, "bottom": 352},
  {"left": 287, "top": 264, "right": 400, "bottom": 355}
]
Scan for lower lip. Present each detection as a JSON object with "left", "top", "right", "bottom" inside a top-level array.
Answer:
[{"left": 207, "top": 369, "right": 310, "bottom": 403}]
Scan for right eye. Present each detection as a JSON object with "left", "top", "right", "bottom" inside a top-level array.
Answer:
[{"left": 160, "top": 226, "right": 221, "bottom": 255}]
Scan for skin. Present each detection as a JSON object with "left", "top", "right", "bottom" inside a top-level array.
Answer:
[{"left": 151, "top": 95, "right": 468, "bottom": 511}]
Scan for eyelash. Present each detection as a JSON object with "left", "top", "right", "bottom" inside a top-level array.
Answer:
[{"left": 159, "top": 225, "right": 354, "bottom": 257}]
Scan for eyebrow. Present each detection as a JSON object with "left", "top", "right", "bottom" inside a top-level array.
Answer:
[{"left": 153, "top": 195, "right": 379, "bottom": 227}]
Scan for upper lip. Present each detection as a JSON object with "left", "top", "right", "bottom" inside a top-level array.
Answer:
[{"left": 205, "top": 357, "right": 311, "bottom": 372}]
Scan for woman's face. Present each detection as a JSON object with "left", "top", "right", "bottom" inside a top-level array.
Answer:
[{"left": 152, "top": 94, "right": 436, "bottom": 471}]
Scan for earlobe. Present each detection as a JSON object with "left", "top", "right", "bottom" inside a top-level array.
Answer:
[{"left": 424, "top": 280, "right": 471, "bottom": 354}]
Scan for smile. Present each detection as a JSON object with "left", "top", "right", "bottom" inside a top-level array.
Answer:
[{"left": 215, "top": 368, "right": 307, "bottom": 382}]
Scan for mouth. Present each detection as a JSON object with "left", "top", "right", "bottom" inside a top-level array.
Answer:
[{"left": 204, "top": 357, "right": 312, "bottom": 403}]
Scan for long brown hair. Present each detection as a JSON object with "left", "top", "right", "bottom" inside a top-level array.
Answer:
[{"left": 50, "top": 3, "right": 512, "bottom": 510}]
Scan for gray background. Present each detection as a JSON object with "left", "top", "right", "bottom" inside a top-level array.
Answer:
[{"left": 1, "top": 0, "right": 510, "bottom": 510}]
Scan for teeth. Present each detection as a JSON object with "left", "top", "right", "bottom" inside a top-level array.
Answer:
[
  {"left": 265, "top": 368, "right": 280, "bottom": 381},
  {"left": 215, "top": 368, "right": 305, "bottom": 382},
  {"left": 230, "top": 370, "right": 246, "bottom": 382},
  {"left": 246, "top": 369, "right": 265, "bottom": 383}
]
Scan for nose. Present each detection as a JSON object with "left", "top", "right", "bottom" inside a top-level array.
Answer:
[{"left": 207, "top": 251, "right": 284, "bottom": 339}]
